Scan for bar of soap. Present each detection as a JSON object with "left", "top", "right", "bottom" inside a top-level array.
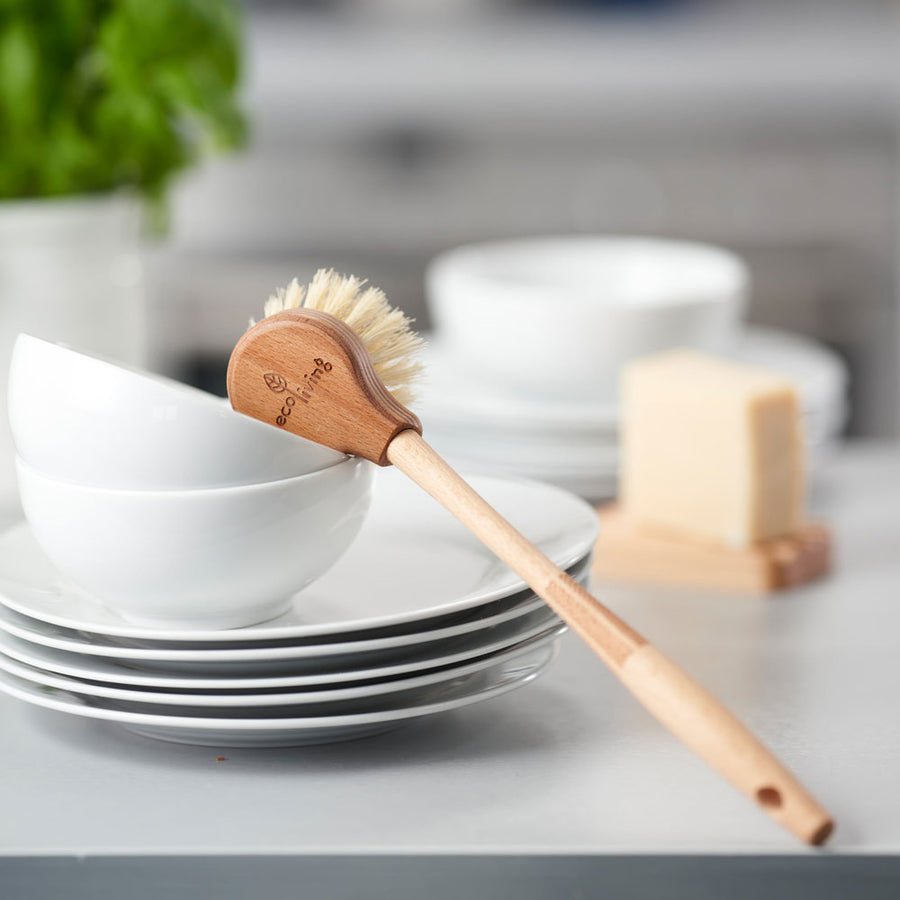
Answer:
[{"left": 620, "top": 350, "right": 805, "bottom": 549}]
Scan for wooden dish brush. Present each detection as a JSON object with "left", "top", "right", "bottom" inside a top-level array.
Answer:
[{"left": 227, "top": 269, "right": 834, "bottom": 846}]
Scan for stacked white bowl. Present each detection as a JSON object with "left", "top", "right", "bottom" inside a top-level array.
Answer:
[
  {"left": 422, "top": 236, "right": 848, "bottom": 500},
  {"left": 0, "top": 334, "right": 596, "bottom": 747},
  {"left": 7, "top": 334, "right": 368, "bottom": 630}
]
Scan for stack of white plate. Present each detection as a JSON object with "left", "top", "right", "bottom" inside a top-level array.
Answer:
[
  {"left": 0, "top": 470, "right": 596, "bottom": 748},
  {"left": 420, "top": 326, "right": 848, "bottom": 501}
]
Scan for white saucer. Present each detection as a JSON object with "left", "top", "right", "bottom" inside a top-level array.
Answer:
[
  {"left": 434, "top": 461, "right": 617, "bottom": 503},
  {"left": 430, "top": 441, "right": 617, "bottom": 476},
  {"left": 0, "top": 555, "right": 586, "bottom": 656},
  {"left": 0, "top": 632, "right": 556, "bottom": 711},
  {"left": 0, "top": 470, "right": 597, "bottom": 642},
  {"left": 0, "top": 596, "right": 568, "bottom": 671},
  {"left": 0, "top": 641, "right": 557, "bottom": 747},
  {"left": 426, "top": 428, "right": 619, "bottom": 472},
  {"left": 0, "top": 621, "right": 567, "bottom": 687},
  {"left": 421, "top": 343, "right": 618, "bottom": 431},
  {"left": 0, "top": 603, "right": 562, "bottom": 675},
  {"left": 422, "top": 326, "right": 847, "bottom": 435},
  {"left": 735, "top": 327, "right": 847, "bottom": 418}
]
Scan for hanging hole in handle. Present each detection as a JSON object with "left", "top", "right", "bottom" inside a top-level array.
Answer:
[
  {"left": 811, "top": 819, "right": 835, "bottom": 846},
  {"left": 756, "top": 786, "right": 783, "bottom": 809}
]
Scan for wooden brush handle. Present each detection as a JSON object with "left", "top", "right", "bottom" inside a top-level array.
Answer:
[{"left": 387, "top": 429, "right": 834, "bottom": 846}]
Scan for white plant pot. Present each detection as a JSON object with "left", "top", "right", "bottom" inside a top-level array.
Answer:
[{"left": 0, "top": 193, "right": 145, "bottom": 512}]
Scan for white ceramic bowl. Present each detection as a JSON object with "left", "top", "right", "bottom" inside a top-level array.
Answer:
[
  {"left": 426, "top": 236, "right": 748, "bottom": 402},
  {"left": 16, "top": 455, "right": 374, "bottom": 630},
  {"left": 8, "top": 334, "right": 344, "bottom": 489}
]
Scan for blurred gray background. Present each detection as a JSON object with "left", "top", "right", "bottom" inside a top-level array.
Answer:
[{"left": 146, "top": 0, "right": 900, "bottom": 437}]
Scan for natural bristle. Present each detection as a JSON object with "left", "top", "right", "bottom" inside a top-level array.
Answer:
[{"left": 256, "top": 269, "right": 425, "bottom": 408}]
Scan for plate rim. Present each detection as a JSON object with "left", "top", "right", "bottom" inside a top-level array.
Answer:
[
  {"left": 421, "top": 325, "right": 847, "bottom": 429},
  {"left": 0, "top": 642, "right": 558, "bottom": 731},
  {"left": 0, "top": 621, "right": 568, "bottom": 689},
  {"left": 0, "top": 633, "right": 557, "bottom": 709},
  {"left": 0, "top": 474, "right": 597, "bottom": 641},
  {"left": 0, "top": 556, "right": 586, "bottom": 661}
]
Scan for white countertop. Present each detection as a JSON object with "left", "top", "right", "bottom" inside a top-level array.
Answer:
[{"left": 2, "top": 443, "right": 899, "bottom": 895}]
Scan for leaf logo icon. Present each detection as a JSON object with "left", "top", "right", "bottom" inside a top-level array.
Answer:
[{"left": 264, "top": 372, "right": 288, "bottom": 393}]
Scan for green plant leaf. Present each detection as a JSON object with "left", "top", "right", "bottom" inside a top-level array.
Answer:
[{"left": 0, "top": 0, "right": 247, "bottom": 212}]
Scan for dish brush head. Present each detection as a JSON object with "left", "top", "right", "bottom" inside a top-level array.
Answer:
[
  {"left": 230, "top": 269, "right": 424, "bottom": 465},
  {"left": 258, "top": 269, "right": 425, "bottom": 409}
]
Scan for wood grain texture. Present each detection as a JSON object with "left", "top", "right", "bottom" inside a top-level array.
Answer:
[
  {"left": 227, "top": 309, "right": 833, "bottom": 846},
  {"left": 619, "top": 645, "right": 834, "bottom": 846},
  {"left": 387, "top": 430, "right": 833, "bottom": 846},
  {"left": 592, "top": 504, "right": 831, "bottom": 593},
  {"left": 387, "top": 430, "right": 646, "bottom": 669},
  {"left": 227, "top": 310, "right": 421, "bottom": 465}
]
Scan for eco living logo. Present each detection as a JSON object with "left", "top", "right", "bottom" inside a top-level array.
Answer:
[{"left": 263, "top": 358, "right": 333, "bottom": 427}]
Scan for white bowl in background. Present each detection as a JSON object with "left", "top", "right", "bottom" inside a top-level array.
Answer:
[
  {"left": 8, "top": 334, "right": 344, "bottom": 489},
  {"left": 15, "top": 455, "right": 374, "bottom": 630},
  {"left": 426, "top": 236, "right": 748, "bottom": 402}
]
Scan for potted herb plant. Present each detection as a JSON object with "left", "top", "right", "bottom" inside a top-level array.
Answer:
[{"left": 0, "top": 0, "right": 246, "bottom": 505}]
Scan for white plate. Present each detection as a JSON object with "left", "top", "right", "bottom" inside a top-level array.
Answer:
[
  {"left": 428, "top": 403, "right": 838, "bottom": 475},
  {"left": 735, "top": 327, "right": 847, "bottom": 416},
  {"left": 0, "top": 470, "right": 597, "bottom": 641},
  {"left": 0, "top": 642, "right": 558, "bottom": 747},
  {"left": 0, "top": 554, "right": 587, "bottom": 654},
  {"left": 0, "top": 603, "right": 562, "bottom": 675},
  {"left": 429, "top": 441, "right": 618, "bottom": 476},
  {"left": 422, "top": 326, "right": 847, "bottom": 435},
  {"left": 0, "top": 622, "right": 567, "bottom": 688},
  {"left": 439, "top": 466, "right": 618, "bottom": 503},
  {"left": 0, "top": 558, "right": 586, "bottom": 661},
  {"left": 426, "top": 428, "right": 619, "bottom": 472},
  {"left": 0, "top": 633, "right": 556, "bottom": 710},
  {"left": 421, "top": 343, "right": 619, "bottom": 432}
]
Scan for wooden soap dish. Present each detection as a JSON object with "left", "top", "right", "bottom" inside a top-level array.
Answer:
[{"left": 592, "top": 505, "right": 831, "bottom": 594}]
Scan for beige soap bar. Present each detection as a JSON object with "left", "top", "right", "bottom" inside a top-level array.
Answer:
[{"left": 620, "top": 350, "right": 805, "bottom": 549}]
